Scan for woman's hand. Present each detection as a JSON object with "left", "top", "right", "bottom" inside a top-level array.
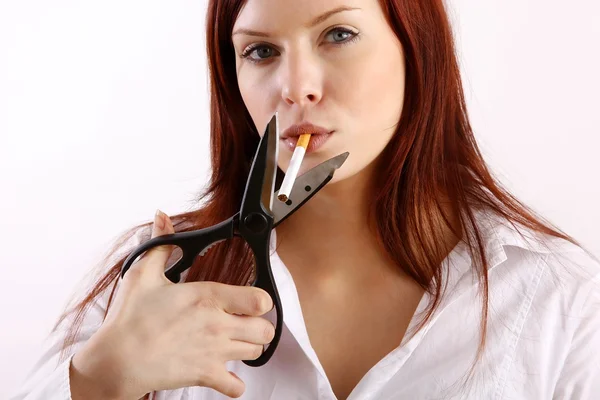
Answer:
[{"left": 70, "top": 210, "right": 275, "bottom": 399}]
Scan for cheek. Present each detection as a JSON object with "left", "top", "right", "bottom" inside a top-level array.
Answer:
[
  {"left": 346, "top": 45, "right": 405, "bottom": 134},
  {"left": 238, "top": 79, "right": 261, "bottom": 120},
  {"left": 326, "top": 41, "right": 405, "bottom": 181},
  {"left": 237, "top": 68, "right": 277, "bottom": 134}
]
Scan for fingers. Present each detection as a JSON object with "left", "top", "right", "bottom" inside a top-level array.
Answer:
[
  {"left": 222, "top": 339, "right": 267, "bottom": 362},
  {"left": 224, "top": 313, "right": 276, "bottom": 345},
  {"left": 204, "top": 366, "right": 246, "bottom": 399},
  {"left": 206, "top": 283, "right": 273, "bottom": 317}
]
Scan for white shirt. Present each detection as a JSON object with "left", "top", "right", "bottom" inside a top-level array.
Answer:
[{"left": 10, "top": 210, "right": 600, "bottom": 399}]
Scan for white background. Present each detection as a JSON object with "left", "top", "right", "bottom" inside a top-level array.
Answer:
[{"left": 1, "top": 0, "right": 598, "bottom": 396}]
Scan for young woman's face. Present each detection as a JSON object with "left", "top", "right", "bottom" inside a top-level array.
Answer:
[{"left": 232, "top": 0, "right": 406, "bottom": 183}]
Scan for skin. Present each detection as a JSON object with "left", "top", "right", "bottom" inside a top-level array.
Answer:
[
  {"left": 69, "top": 1, "right": 462, "bottom": 399},
  {"left": 232, "top": 0, "right": 409, "bottom": 287},
  {"left": 232, "top": 1, "right": 429, "bottom": 398}
]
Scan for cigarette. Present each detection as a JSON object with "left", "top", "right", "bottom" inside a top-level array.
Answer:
[{"left": 278, "top": 134, "right": 311, "bottom": 202}]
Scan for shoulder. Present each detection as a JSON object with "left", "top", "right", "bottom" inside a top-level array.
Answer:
[
  {"left": 472, "top": 208, "right": 599, "bottom": 278},
  {"left": 456, "top": 209, "right": 600, "bottom": 394},
  {"left": 474, "top": 209, "right": 600, "bottom": 325}
]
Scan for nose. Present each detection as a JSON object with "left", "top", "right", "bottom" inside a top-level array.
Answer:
[{"left": 280, "top": 52, "right": 323, "bottom": 108}]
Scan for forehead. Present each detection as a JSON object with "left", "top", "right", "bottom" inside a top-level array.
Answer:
[{"left": 233, "top": 0, "right": 366, "bottom": 31}]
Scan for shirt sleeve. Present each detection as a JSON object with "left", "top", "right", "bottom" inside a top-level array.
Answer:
[
  {"left": 9, "top": 277, "right": 118, "bottom": 400},
  {"left": 553, "top": 268, "right": 600, "bottom": 399},
  {"left": 9, "top": 228, "right": 148, "bottom": 400}
]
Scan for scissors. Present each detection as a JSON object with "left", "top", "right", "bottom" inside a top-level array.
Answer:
[{"left": 120, "top": 113, "right": 348, "bottom": 366}]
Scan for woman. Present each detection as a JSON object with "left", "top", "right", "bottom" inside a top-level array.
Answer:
[{"left": 11, "top": 0, "right": 600, "bottom": 399}]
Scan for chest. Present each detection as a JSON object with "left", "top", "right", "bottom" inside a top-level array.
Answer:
[{"left": 294, "top": 277, "right": 424, "bottom": 400}]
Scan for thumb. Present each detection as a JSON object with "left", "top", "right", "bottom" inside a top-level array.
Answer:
[
  {"left": 151, "top": 209, "right": 175, "bottom": 239},
  {"left": 131, "top": 209, "right": 176, "bottom": 280},
  {"left": 148, "top": 209, "right": 176, "bottom": 268}
]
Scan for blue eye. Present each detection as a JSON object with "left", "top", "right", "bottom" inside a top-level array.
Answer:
[
  {"left": 325, "top": 28, "right": 357, "bottom": 43},
  {"left": 240, "top": 44, "right": 276, "bottom": 62},
  {"left": 239, "top": 27, "right": 360, "bottom": 64}
]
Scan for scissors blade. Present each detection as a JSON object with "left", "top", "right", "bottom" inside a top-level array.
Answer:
[
  {"left": 261, "top": 113, "right": 279, "bottom": 213},
  {"left": 240, "top": 113, "right": 279, "bottom": 218},
  {"left": 272, "top": 151, "right": 349, "bottom": 227}
]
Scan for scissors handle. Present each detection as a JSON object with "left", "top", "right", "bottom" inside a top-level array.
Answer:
[
  {"left": 120, "top": 216, "right": 235, "bottom": 283},
  {"left": 119, "top": 212, "right": 283, "bottom": 367},
  {"left": 239, "top": 213, "right": 283, "bottom": 367}
]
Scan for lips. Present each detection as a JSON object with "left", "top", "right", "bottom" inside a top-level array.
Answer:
[
  {"left": 280, "top": 122, "right": 333, "bottom": 154},
  {"left": 281, "top": 134, "right": 332, "bottom": 153}
]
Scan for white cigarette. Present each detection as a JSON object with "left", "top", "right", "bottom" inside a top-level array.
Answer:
[{"left": 278, "top": 134, "right": 311, "bottom": 202}]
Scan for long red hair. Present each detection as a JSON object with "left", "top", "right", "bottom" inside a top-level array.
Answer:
[{"left": 54, "top": 0, "right": 577, "bottom": 396}]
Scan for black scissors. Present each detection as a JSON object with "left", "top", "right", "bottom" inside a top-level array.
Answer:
[{"left": 120, "top": 113, "right": 348, "bottom": 366}]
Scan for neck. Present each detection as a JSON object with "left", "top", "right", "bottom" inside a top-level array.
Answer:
[
  {"left": 274, "top": 162, "right": 401, "bottom": 286},
  {"left": 274, "top": 162, "right": 463, "bottom": 289}
]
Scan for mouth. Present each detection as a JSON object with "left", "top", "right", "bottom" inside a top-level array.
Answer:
[{"left": 280, "top": 122, "right": 334, "bottom": 154}]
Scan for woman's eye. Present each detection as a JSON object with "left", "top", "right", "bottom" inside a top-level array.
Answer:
[
  {"left": 239, "top": 27, "right": 358, "bottom": 63},
  {"left": 251, "top": 46, "right": 274, "bottom": 59},
  {"left": 325, "top": 28, "right": 356, "bottom": 43},
  {"left": 240, "top": 45, "right": 275, "bottom": 62}
]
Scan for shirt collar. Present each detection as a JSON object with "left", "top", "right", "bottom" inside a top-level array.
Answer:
[
  {"left": 266, "top": 208, "right": 571, "bottom": 370},
  {"left": 427, "top": 207, "right": 581, "bottom": 314}
]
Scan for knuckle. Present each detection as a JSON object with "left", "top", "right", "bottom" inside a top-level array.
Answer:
[
  {"left": 194, "top": 296, "right": 219, "bottom": 311},
  {"left": 204, "top": 319, "right": 226, "bottom": 336},
  {"left": 252, "top": 344, "right": 264, "bottom": 360},
  {"left": 123, "top": 263, "right": 145, "bottom": 282},
  {"left": 262, "top": 322, "right": 275, "bottom": 343},
  {"left": 203, "top": 281, "right": 219, "bottom": 297},
  {"left": 250, "top": 291, "right": 269, "bottom": 314},
  {"left": 250, "top": 295, "right": 263, "bottom": 314}
]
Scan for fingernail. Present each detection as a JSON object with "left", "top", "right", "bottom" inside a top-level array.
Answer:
[{"left": 155, "top": 209, "right": 166, "bottom": 230}]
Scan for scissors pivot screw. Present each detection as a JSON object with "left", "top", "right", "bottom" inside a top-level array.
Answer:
[{"left": 244, "top": 213, "right": 268, "bottom": 234}]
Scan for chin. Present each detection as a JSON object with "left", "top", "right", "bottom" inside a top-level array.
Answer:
[{"left": 328, "top": 166, "right": 359, "bottom": 185}]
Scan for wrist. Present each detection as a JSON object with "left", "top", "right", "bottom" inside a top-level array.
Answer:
[{"left": 69, "top": 327, "right": 139, "bottom": 400}]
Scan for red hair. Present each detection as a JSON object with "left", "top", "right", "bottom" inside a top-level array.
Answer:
[{"left": 54, "top": 0, "right": 577, "bottom": 397}]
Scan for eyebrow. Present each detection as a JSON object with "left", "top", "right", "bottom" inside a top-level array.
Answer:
[{"left": 232, "top": 6, "right": 361, "bottom": 38}]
